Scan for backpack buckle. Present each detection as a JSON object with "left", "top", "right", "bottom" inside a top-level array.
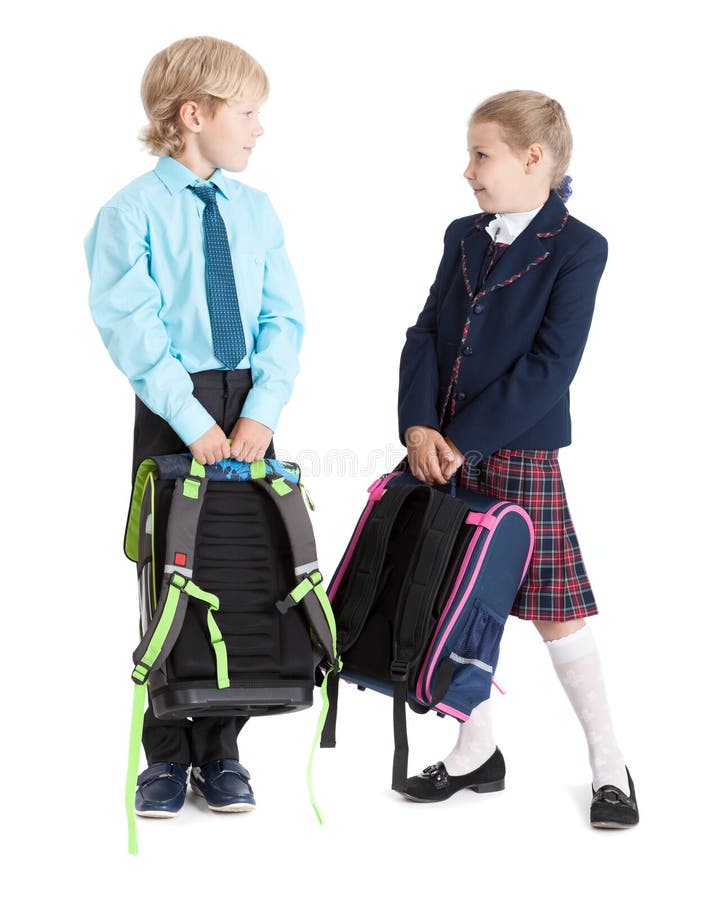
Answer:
[
  {"left": 390, "top": 661, "right": 409, "bottom": 682},
  {"left": 276, "top": 569, "right": 323, "bottom": 615},
  {"left": 275, "top": 593, "right": 296, "bottom": 615},
  {"left": 169, "top": 571, "right": 188, "bottom": 590}
]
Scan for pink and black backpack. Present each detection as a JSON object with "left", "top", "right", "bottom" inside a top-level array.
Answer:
[{"left": 320, "top": 469, "right": 534, "bottom": 791}]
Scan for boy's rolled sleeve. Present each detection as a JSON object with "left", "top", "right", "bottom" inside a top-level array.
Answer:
[
  {"left": 84, "top": 205, "right": 215, "bottom": 445},
  {"left": 240, "top": 198, "right": 305, "bottom": 432}
]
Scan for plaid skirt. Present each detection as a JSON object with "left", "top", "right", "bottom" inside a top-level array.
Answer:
[{"left": 458, "top": 449, "right": 598, "bottom": 622}]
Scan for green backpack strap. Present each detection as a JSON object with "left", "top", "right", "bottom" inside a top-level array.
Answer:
[
  {"left": 125, "top": 459, "right": 230, "bottom": 854},
  {"left": 130, "top": 458, "right": 222, "bottom": 683},
  {"left": 250, "top": 460, "right": 342, "bottom": 823}
]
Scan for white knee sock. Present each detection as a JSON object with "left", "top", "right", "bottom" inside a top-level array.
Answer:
[
  {"left": 545, "top": 624, "right": 629, "bottom": 794},
  {"left": 443, "top": 698, "right": 495, "bottom": 776}
]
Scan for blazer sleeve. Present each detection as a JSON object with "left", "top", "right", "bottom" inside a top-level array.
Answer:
[
  {"left": 444, "top": 234, "right": 608, "bottom": 459},
  {"left": 398, "top": 222, "right": 457, "bottom": 445}
]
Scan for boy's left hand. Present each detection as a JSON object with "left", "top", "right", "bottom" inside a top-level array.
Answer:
[{"left": 228, "top": 417, "right": 274, "bottom": 462}]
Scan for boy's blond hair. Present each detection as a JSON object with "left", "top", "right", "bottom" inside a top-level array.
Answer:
[
  {"left": 139, "top": 36, "right": 269, "bottom": 157},
  {"left": 470, "top": 90, "right": 573, "bottom": 192}
]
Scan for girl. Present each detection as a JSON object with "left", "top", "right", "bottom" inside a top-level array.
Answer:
[{"left": 397, "top": 90, "right": 638, "bottom": 828}]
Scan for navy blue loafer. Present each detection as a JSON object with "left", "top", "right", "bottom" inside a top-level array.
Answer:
[
  {"left": 135, "top": 762, "right": 189, "bottom": 818},
  {"left": 190, "top": 759, "right": 256, "bottom": 812}
]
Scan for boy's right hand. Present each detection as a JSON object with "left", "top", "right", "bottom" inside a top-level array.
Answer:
[
  {"left": 188, "top": 424, "right": 231, "bottom": 465},
  {"left": 405, "top": 426, "right": 457, "bottom": 485}
]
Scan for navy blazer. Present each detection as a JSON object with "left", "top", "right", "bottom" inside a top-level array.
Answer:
[{"left": 398, "top": 190, "right": 608, "bottom": 460}]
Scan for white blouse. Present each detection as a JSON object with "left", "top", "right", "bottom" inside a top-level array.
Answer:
[{"left": 485, "top": 203, "right": 545, "bottom": 245}]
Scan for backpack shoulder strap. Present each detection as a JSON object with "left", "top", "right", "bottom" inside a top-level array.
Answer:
[
  {"left": 130, "top": 458, "right": 229, "bottom": 688},
  {"left": 392, "top": 490, "right": 468, "bottom": 674},
  {"left": 331, "top": 483, "right": 420, "bottom": 653},
  {"left": 249, "top": 460, "right": 340, "bottom": 669},
  {"left": 126, "top": 459, "right": 229, "bottom": 855},
  {"left": 390, "top": 489, "right": 468, "bottom": 792},
  {"left": 319, "top": 482, "right": 419, "bottom": 752}
]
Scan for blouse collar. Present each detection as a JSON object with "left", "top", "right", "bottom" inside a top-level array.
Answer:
[{"left": 485, "top": 202, "right": 545, "bottom": 244}]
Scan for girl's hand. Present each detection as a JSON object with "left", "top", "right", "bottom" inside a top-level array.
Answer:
[
  {"left": 189, "top": 423, "right": 232, "bottom": 465},
  {"left": 405, "top": 426, "right": 456, "bottom": 485},
  {"left": 229, "top": 417, "right": 274, "bottom": 462},
  {"left": 441, "top": 436, "right": 465, "bottom": 480}
]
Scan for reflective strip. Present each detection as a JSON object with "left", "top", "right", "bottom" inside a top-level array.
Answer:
[
  {"left": 164, "top": 564, "right": 193, "bottom": 577},
  {"left": 144, "top": 513, "right": 153, "bottom": 535},
  {"left": 449, "top": 652, "right": 493, "bottom": 673},
  {"left": 295, "top": 560, "right": 320, "bottom": 577}
]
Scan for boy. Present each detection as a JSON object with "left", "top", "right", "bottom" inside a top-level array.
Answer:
[{"left": 84, "top": 36, "right": 304, "bottom": 818}]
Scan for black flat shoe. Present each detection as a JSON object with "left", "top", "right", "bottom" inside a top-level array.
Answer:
[
  {"left": 400, "top": 748, "right": 506, "bottom": 803},
  {"left": 590, "top": 768, "right": 639, "bottom": 829}
]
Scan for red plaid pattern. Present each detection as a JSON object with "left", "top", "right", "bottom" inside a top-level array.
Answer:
[{"left": 459, "top": 449, "right": 597, "bottom": 621}]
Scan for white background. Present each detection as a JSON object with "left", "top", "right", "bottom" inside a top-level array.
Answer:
[{"left": 2, "top": 0, "right": 716, "bottom": 896}]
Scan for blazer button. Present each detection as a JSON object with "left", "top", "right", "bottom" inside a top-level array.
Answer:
[
  {"left": 462, "top": 346, "right": 473, "bottom": 356},
  {"left": 458, "top": 392, "right": 467, "bottom": 401},
  {"left": 473, "top": 303, "right": 485, "bottom": 314}
]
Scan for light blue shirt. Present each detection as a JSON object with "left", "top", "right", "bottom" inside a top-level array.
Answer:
[{"left": 84, "top": 155, "right": 304, "bottom": 444}]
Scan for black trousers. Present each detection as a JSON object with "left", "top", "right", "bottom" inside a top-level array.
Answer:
[{"left": 132, "top": 369, "right": 276, "bottom": 767}]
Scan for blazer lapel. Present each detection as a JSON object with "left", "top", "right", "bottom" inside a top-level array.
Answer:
[
  {"left": 473, "top": 191, "right": 569, "bottom": 300},
  {"left": 459, "top": 213, "right": 494, "bottom": 295}
]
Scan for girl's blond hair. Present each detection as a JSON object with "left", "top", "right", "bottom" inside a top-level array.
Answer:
[
  {"left": 139, "top": 36, "right": 269, "bottom": 157},
  {"left": 469, "top": 90, "right": 572, "bottom": 193}
]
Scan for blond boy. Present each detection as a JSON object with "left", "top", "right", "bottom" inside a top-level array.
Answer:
[{"left": 85, "top": 36, "right": 304, "bottom": 816}]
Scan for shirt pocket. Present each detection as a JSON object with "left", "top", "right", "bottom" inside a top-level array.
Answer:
[{"left": 232, "top": 252, "right": 266, "bottom": 334}]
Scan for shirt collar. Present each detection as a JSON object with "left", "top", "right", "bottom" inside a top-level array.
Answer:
[
  {"left": 485, "top": 202, "right": 545, "bottom": 244},
  {"left": 154, "top": 155, "right": 231, "bottom": 199}
]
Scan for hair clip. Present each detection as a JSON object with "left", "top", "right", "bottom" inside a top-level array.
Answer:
[{"left": 557, "top": 174, "right": 573, "bottom": 202}]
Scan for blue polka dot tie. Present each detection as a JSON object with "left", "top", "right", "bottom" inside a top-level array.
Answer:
[{"left": 190, "top": 183, "right": 247, "bottom": 369}]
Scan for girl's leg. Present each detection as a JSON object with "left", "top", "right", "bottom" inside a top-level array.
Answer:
[
  {"left": 443, "top": 697, "right": 495, "bottom": 776},
  {"left": 535, "top": 618, "right": 630, "bottom": 794},
  {"left": 402, "top": 696, "right": 505, "bottom": 800}
]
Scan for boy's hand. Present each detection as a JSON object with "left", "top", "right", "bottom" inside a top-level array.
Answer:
[
  {"left": 188, "top": 424, "right": 232, "bottom": 465},
  {"left": 229, "top": 417, "right": 274, "bottom": 462},
  {"left": 405, "top": 426, "right": 460, "bottom": 485}
]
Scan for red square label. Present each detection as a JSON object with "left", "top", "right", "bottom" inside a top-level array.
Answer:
[{"left": 174, "top": 552, "right": 187, "bottom": 566}]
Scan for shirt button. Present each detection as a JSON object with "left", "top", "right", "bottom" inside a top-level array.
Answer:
[
  {"left": 254, "top": 256, "right": 261, "bottom": 264},
  {"left": 473, "top": 303, "right": 485, "bottom": 314},
  {"left": 458, "top": 392, "right": 467, "bottom": 401},
  {"left": 462, "top": 346, "right": 473, "bottom": 356}
]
